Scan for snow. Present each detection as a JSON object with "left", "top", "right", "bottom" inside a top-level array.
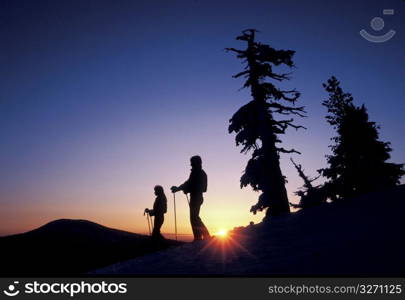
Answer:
[{"left": 91, "top": 185, "right": 405, "bottom": 275}]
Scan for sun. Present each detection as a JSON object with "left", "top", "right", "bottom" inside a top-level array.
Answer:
[{"left": 215, "top": 229, "right": 228, "bottom": 238}]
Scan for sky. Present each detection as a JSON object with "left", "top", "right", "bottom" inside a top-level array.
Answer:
[{"left": 1, "top": 0, "right": 404, "bottom": 238}]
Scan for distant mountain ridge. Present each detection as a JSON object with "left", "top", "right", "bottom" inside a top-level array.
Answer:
[
  {"left": 26, "top": 219, "right": 145, "bottom": 240},
  {"left": 0, "top": 219, "right": 182, "bottom": 276}
]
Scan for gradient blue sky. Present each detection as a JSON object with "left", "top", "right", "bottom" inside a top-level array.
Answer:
[{"left": 1, "top": 0, "right": 404, "bottom": 237}]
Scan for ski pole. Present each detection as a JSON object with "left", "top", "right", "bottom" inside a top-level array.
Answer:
[
  {"left": 146, "top": 213, "right": 151, "bottom": 236},
  {"left": 150, "top": 215, "right": 154, "bottom": 232},
  {"left": 173, "top": 193, "right": 178, "bottom": 241},
  {"left": 185, "top": 193, "right": 190, "bottom": 206}
]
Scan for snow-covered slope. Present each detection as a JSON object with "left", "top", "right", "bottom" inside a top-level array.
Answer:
[{"left": 91, "top": 185, "right": 405, "bottom": 275}]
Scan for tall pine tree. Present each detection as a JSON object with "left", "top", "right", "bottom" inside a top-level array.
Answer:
[
  {"left": 320, "top": 76, "right": 404, "bottom": 200},
  {"left": 226, "top": 29, "right": 305, "bottom": 217}
]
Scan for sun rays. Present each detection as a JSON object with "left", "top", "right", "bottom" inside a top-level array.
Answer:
[{"left": 195, "top": 230, "right": 257, "bottom": 273}]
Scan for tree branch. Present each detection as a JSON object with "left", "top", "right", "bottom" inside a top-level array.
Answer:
[
  {"left": 276, "top": 147, "right": 301, "bottom": 154},
  {"left": 267, "top": 103, "right": 306, "bottom": 117},
  {"left": 225, "top": 48, "right": 245, "bottom": 55}
]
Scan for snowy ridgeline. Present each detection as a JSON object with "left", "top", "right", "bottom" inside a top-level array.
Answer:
[{"left": 91, "top": 185, "right": 405, "bottom": 276}]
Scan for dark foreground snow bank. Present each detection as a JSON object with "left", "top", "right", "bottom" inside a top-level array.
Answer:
[{"left": 91, "top": 185, "right": 405, "bottom": 275}]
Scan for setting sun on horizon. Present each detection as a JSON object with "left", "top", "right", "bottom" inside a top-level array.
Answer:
[{"left": 215, "top": 229, "right": 229, "bottom": 238}]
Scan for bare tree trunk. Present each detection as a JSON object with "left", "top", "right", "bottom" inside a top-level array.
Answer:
[{"left": 264, "top": 146, "right": 290, "bottom": 217}]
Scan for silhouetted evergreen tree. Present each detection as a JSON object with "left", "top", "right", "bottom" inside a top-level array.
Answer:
[
  {"left": 319, "top": 76, "right": 404, "bottom": 200},
  {"left": 226, "top": 29, "right": 305, "bottom": 217}
]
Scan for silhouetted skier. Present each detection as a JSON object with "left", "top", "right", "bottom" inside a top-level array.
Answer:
[
  {"left": 145, "top": 185, "right": 167, "bottom": 240},
  {"left": 171, "top": 155, "right": 210, "bottom": 241}
]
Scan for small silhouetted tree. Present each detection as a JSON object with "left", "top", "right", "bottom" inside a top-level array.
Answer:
[
  {"left": 226, "top": 29, "right": 305, "bottom": 217},
  {"left": 319, "top": 76, "right": 404, "bottom": 200},
  {"left": 290, "top": 158, "right": 327, "bottom": 209}
]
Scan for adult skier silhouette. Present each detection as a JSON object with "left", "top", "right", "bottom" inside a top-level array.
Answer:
[{"left": 171, "top": 155, "right": 210, "bottom": 241}]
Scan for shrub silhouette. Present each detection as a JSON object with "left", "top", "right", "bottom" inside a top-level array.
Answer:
[{"left": 290, "top": 158, "right": 327, "bottom": 209}]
